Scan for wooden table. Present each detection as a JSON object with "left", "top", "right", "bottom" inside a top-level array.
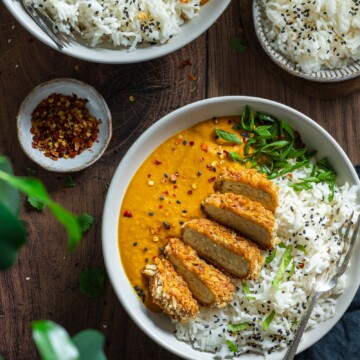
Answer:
[{"left": 0, "top": 2, "right": 359, "bottom": 359}]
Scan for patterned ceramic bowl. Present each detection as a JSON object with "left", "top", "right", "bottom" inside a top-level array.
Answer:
[{"left": 253, "top": 0, "right": 360, "bottom": 83}]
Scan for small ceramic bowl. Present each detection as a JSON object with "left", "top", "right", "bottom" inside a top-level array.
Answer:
[
  {"left": 17, "top": 78, "right": 112, "bottom": 172},
  {"left": 253, "top": 0, "right": 360, "bottom": 82}
]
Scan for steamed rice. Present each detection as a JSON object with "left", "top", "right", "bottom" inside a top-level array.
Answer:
[
  {"left": 258, "top": 0, "right": 360, "bottom": 73},
  {"left": 175, "top": 161, "right": 359, "bottom": 357},
  {"left": 28, "top": 0, "right": 202, "bottom": 49}
]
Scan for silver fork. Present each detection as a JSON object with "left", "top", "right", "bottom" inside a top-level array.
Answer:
[
  {"left": 21, "top": 1, "right": 75, "bottom": 49},
  {"left": 284, "top": 211, "right": 360, "bottom": 360}
]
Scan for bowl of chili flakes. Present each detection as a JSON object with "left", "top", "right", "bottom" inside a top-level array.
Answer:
[{"left": 17, "top": 78, "right": 112, "bottom": 172}]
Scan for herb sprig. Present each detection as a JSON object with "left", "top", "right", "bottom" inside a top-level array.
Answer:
[{"left": 225, "top": 106, "right": 337, "bottom": 200}]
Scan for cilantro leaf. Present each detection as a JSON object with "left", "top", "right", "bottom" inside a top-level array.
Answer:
[
  {"left": 64, "top": 175, "right": 76, "bottom": 188},
  {"left": 28, "top": 196, "right": 46, "bottom": 211},
  {"left": 230, "top": 37, "right": 247, "bottom": 53},
  {"left": 77, "top": 213, "right": 94, "bottom": 233},
  {"left": 79, "top": 267, "right": 106, "bottom": 298}
]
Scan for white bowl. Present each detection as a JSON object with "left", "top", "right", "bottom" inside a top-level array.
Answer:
[
  {"left": 102, "top": 96, "right": 360, "bottom": 359},
  {"left": 17, "top": 78, "right": 112, "bottom": 172},
  {"left": 3, "top": 1, "right": 230, "bottom": 64},
  {"left": 253, "top": 0, "right": 360, "bottom": 82}
]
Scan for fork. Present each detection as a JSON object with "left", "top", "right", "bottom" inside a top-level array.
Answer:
[
  {"left": 21, "top": 1, "right": 75, "bottom": 49},
  {"left": 284, "top": 211, "right": 360, "bottom": 360}
]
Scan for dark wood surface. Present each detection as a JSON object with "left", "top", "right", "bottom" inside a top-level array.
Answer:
[{"left": 0, "top": 1, "right": 359, "bottom": 360}]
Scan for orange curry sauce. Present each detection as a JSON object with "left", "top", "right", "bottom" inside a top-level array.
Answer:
[{"left": 118, "top": 116, "right": 246, "bottom": 309}]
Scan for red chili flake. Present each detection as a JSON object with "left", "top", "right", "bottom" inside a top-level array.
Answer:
[
  {"left": 200, "top": 143, "right": 208, "bottom": 152},
  {"left": 153, "top": 159, "right": 162, "bottom": 165},
  {"left": 158, "top": 205, "right": 163, "bottom": 209},
  {"left": 189, "top": 141, "right": 195, "bottom": 146},
  {"left": 123, "top": 210, "right": 133, "bottom": 217},
  {"left": 187, "top": 190, "right": 193, "bottom": 195},
  {"left": 148, "top": 174, "right": 151, "bottom": 178},
  {"left": 164, "top": 191, "right": 169, "bottom": 195},
  {"left": 223, "top": 150, "right": 229, "bottom": 157},
  {"left": 173, "top": 194, "right": 176, "bottom": 197},
  {"left": 173, "top": 185, "right": 178, "bottom": 189},
  {"left": 170, "top": 174, "right": 178, "bottom": 183},
  {"left": 199, "top": 157, "right": 204, "bottom": 162},
  {"left": 243, "top": 137, "right": 248, "bottom": 143},
  {"left": 297, "top": 262, "right": 305, "bottom": 269},
  {"left": 287, "top": 173, "right": 293, "bottom": 179},
  {"left": 206, "top": 164, "right": 213, "bottom": 169},
  {"left": 178, "top": 59, "right": 193, "bottom": 69},
  {"left": 208, "top": 177, "right": 216, "bottom": 183}
]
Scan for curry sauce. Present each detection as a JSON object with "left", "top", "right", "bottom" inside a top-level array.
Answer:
[{"left": 118, "top": 116, "right": 246, "bottom": 309}]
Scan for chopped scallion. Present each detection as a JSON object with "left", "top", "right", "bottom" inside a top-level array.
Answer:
[
  {"left": 272, "top": 246, "right": 292, "bottom": 289},
  {"left": 242, "top": 282, "right": 255, "bottom": 300},
  {"left": 262, "top": 310, "right": 276, "bottom": 330},
  {"left": 228, "top": 323, "right": 249, "bottom": 332}
]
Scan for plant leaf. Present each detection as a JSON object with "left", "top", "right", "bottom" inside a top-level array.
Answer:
[
  {"left": 229, "top": 37, "right": 247, "bottom": 53},
  {"left": 262, "top": 310, "right": 276, "bottom": 331},
  {"left": 226, "top": 340, "right": 238, "bottom": 353},
  {"left": 28, "top": 196, "right": 46, "bottom": 211},
  {"left": 228, "top": 323, "right": 249, "bottom": 332},
  {"left": 77, "top": 213, "right": 94, "bottom": 233},
  {"left": 79, "top": 267, "right": 106, "bottom": 298},
  {"left": 0, "top": 156, "right": 20, "bottom": 215},
  {"left": 0, "top": 242, "right": 18, "bottom": 271},
  {"left": 72, "top": 330, "right": 106, "bottom": 360},
  {"left": 215, "top": 128, "right": 242, "bottom": 144},
  {"left": 31, "top": 321, "right": 79, "bottom": 360}
]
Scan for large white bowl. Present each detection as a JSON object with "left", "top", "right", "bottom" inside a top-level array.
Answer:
[
  {"left": 3, "top": 1, "right": 230, "bottom": 64},
  {"left": 102, "top": 97, "right": 360, "bottom": 359}
]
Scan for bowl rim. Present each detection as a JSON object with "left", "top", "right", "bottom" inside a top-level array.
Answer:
[
  {"left": 17, "top": 77, "right": 112, "bottom": 172},
  {"left": 102, "top": 96, "right": 360, "bottom": 359},
  {"left": 3, "top": 0, "right": 231, "bottom": 64},
  {"left": 252, "top": 0, "right": 360, "bottom": 83}
]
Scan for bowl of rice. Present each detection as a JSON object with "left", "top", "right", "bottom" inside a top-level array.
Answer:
[
  {"left": 253, "top": 0, "right": 360, "bottom": 82},
  {"left": 3, "top": 0, "right": 230, "bottom": 64},
  {"left": 102, "top": 96, "right": 360, "bottom": 359}
]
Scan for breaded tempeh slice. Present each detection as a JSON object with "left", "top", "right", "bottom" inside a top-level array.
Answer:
[
  {"left": 202, "top": 193, "right": 277, "bottom": 250},
  {"left": 164, "top": 238, "right": 234, "bottom": 308},
  {"left": 142, "top": 257, "right": 199, "bottom": 322},
  {"left": 181, "top": 219, "right": 263, "bottom": 279},
  {"left": 214, "top": 168, "right": 279, "bottom": 213}
]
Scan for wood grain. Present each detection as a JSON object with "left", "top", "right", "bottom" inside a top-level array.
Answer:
[{"left": 0, "top": 1, "right": 359, "bottom": 360}]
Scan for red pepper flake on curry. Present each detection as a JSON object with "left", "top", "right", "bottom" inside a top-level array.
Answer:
[{"left": 30, "top": 93, "right": 100, "bottom": 161}]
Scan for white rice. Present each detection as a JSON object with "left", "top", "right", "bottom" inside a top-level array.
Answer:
[
  {"left": 175, "top": 161, "right": 359, "bottom": 358},
  {"left": 28, "top": 0, "right": 201, "bottom": 49},
  {"left": 258, "top": 0, "right": 360, "bottom": 73}
]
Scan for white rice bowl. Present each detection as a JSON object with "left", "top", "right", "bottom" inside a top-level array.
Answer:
[
  {"left": 258, "top": 0, "right": 360, "bottom": 73},
  {"left": 175, "top": 161, "right": 359, "bottom": 357},
  {"left": 27, "top": 0, "right": 202, "bottom": 50}
]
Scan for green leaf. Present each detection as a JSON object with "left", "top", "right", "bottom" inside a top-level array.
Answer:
[
  {"left": 242, "top": 282, "right": 255, "bottom": 300},
  {"left": 296, "top": 244, "right": 308, "bottom": 254},
  {"left": 262, "top": 310, "right": 276, "bottom": 331},
  {"left": 257, "top": 112, "right": 277, "bottom": 123},
  {"left": 215, "top": 128, "right": 242, "bottom": 144},
  {"left": 0, "top": 202, "right": 27, "bottom": 270},
  {"left": 229, "top": 37, "right": 247, "bottom": 53},
  {"left": 254, "top": 125, "right": 272, "bottom": 139},
  {"left": 228, "top": 323, "right": 249, "bottom": 332},
  {"left": 64, "top": 175, "right": 76, "bottom": 188},
  {"left": 32, "top": 321, "right": 79, "bottom": 360},
  {"left": 28, "top": 196, "right": 46, "bottom": 211},
  {"left": 261, "top": 140, "right": 290, "bottom": 153},
  {"left": 77, "top": 213, "right": 94, "bottom": 233},
  {"left": 241, "top": 105, "right": 255, "bottom": 132},
  {"left": 72, "top": 330, "right": 106, "bottom": 360},
  {"left": 280, "top": 120, "right": 295, "bottom": 139},
  {"left": 265, "top": 249, "right": 277, "bottom": 264},
  {"left": 290, "top": 182, "right": 313, "bottom": 191},
  {"left": 0, "top": 156, "right": 20, "bottom": 215},
  {"left": 226, "top": 340, "right": 238, "bottom": 353},
  {"left": 79, "top": 267, "right": 106, "bottom": 298},
  {"left": 272, "top": 246, "right": 293, "bottom": 289}
]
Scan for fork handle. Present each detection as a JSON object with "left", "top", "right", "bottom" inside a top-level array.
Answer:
[{"left": 284, "top": 291, "right": 322, "bottom": 360}]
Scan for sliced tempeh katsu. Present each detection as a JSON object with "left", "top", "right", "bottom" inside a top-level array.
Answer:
[
  {"left": 164, "top": 238, "right": 234, "bottom": 308},
  {"left": 181, "top": 219, "right": 263, "bottom": 279},
  {"left": 142, "top": 257, "right": 199, "bottom": 322},
  {"left": 202, "top": 193, "right": 277, "bottom": 250},
  {"left": 214, "top": 168, "right": 279, "bottom": 213}
]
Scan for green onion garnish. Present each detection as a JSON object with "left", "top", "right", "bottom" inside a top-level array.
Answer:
[
  {"left": 226, "top": 340, "right": 238, "bottom": 353},
  {"left": 242, "top": 282, "right": 255, "bottom": 300},
  {"left": 215, "top": 128, "right": 242, "bottom": 144},
  {"left": 288, "top": 261, "right": 296, "bottom": 279},
  {"left": 262, "top": 310, "right": 276, "bottom": 330},
  {"left": 295, "top": 244, "right": 308, "bottom": 254},
  {"left": 228, "top": 323, "right": 249, "bottom": 332},
  {"left": 272, "top": 246, "right": 292, "bottom": 289},
  {"left": 265, "top": 249, "right": 277, "bottom": 264}
]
